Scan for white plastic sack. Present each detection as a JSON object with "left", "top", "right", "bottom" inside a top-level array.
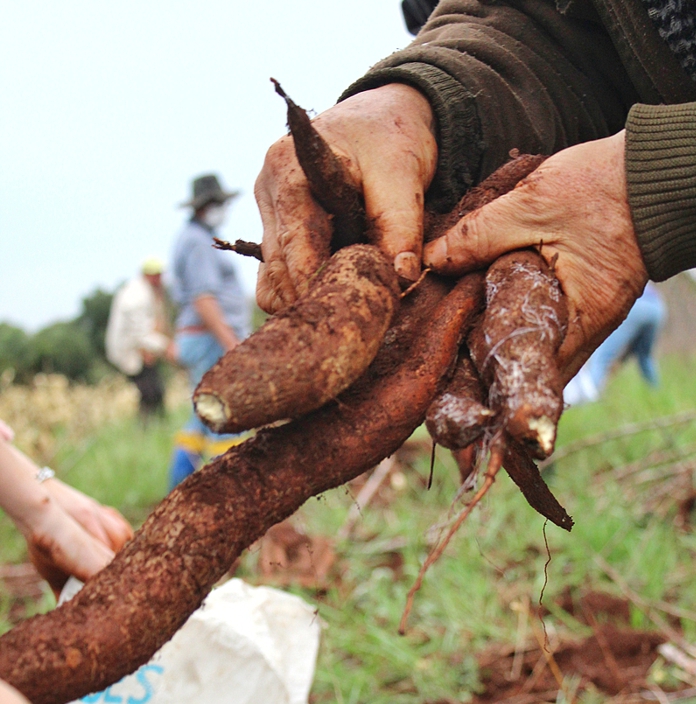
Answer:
[{"left": 65, "top": 578, "right": 322, "bottom": 704}]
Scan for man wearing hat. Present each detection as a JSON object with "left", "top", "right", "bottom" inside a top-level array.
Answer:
[
  {"left": 106, "top": 257, "right": 173, "bottom": 417},
  {"left": 168, "top": 173, "right": 251, "bottom": 489}
]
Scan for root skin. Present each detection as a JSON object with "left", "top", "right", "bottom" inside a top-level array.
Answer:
[
  {"left": 469, "top": 249, "right": 568, "bottom": 459},
  {"left": 425, "top": 352, "right": 493, "bottom": 450},
  {"left": 424, "top": 153, "right": 547, "bottom": 241},
  {"left": 272, "top": 78, "right": 366, "bottom": 251},
  {"left": 194, "top": 245, "right": 400, "bottom": 433}
]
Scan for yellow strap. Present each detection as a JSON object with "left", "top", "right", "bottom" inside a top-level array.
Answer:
[{"left": 173, "top": 432, "right": 207, "bottom": 454}]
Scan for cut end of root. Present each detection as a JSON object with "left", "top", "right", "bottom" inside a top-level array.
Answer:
[
  {"left": 194, "top": 393, "right": 229, "bottom": 431},
  {"left": 508, "top": 409, "right": 558, "bottom": 459},
  {"left": 527, "top": 416, "right": 556, "bottom": 457}
]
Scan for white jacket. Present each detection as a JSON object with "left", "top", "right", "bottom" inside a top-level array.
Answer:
[{"left": 105, "top": 276, "right": 169, "bottom": 376}]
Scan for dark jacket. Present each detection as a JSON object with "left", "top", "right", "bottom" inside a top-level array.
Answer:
[{"left": 343, "top": 0, "right": 696, "bottom": 280}]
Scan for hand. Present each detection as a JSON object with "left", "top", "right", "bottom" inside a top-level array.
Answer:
[
  {"left": 423, "top": 131, "right": 648, "bottom": 381},
  {"left": 255, "top": 83, "right": 438, "bottom": 313},
  {"left": 25, "top": 498, "right": 117, "bottom": 595},
  {"left": 45, "top": 479, "right": 133, "bottom": 552}
]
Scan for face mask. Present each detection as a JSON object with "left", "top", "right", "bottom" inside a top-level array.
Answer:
[{"left": 202, "top": 204, "right": 228, "bottom": 229}]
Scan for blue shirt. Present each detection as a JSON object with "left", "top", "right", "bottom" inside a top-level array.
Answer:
[{"left": 170, "top": 218, "right": 251, "bottom": 339}]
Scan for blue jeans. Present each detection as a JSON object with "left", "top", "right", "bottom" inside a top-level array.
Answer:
[
  {"left": 168, "top": 332, "right": 243, "bottom": 489},
  {"left": 588, "top": 291, "right": 666, "bottom": 391}
]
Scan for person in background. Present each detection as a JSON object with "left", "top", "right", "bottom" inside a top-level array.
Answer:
[
  {"left": 564, "top": 284, "right": 667, "bottom": 406},
  {"left": 168, "top": 174, "right": 251, "bottom": 490},
  {"left": 105, "top": 258, "right": 174, "bottom": 418},
  {"left": 0, "top": 418, "right": 132, "bottom": 595}
]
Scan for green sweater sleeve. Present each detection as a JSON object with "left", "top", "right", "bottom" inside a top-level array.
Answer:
[
  {"left": 626, "top": 103, "right": 696, "bottom": 282},
  {"left": 340, "top": 0, "right": 636, "bottom": 212}
]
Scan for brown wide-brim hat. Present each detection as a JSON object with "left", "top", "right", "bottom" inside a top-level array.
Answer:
[{"left": 179, "top": 173, "right": 240, "bottom": 210}]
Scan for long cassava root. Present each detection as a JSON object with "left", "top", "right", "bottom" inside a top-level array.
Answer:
[{"left": 0, "top": 275, "right": 484, "bottom": 704}]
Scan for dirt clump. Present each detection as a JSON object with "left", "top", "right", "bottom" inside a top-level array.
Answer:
[
  {"left": 473, "top": 591, "right": 677, "bottom": 702},
  {"left": 255, "top": 520, "right": 336, "bottom": 590}
]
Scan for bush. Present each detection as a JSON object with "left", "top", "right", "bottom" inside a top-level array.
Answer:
[
  {"left": 26, "top": 321, "right": 95, "bottom": 381},
  {"left": 77, "top": 288, "right": 113, "bottom": 360},
  {"left": 0, "top": 323, "right": 31, "bottom": 382}
]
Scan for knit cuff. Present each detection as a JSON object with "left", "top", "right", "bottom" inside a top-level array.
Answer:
[
  {"left": 626, "top": 102, "right": 696, "bottom": 281},
  {"left": 340, "top": 63, "right": 483, "bottom": 213}
]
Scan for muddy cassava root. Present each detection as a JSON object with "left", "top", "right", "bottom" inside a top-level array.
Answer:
[
  {"left": 0, "top": 275, "right": 483, "bottom": 704},
  {"left": 425, "top": 332, "right": 572, "bottom": 530},
  {"left": 271, "top": 78, "right": 365, "bottom": 251},
  {"left": 468, "top": 249, "right": 568, "bottom": 459},
  {"left": 0, "top": 84, "right": 573, "bottom": 699},
  {"left": 194, "top": 244, "right": 400, "bottom": 433},
  {"left": 425, "top": 351, "right": 493, "bottom": 450}
]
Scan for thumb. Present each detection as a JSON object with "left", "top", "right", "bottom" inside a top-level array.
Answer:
[{"left": 423, "top": 189, "right": 545, "bottom": 275}]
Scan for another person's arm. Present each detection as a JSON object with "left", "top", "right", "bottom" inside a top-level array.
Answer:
[
  {"left": 0, "top": 679, "right": 30, "bottom": 704},
  {"left": 0, "top": 429, "right": 133, "bottom": 594}
]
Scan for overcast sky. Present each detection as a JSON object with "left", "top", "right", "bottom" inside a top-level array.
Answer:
[{"left": 0, "top": 1, "right": 412, "bottom": 331}]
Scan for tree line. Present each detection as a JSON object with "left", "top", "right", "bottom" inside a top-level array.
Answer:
[{"left": 0, "top": 289, "right": 114, "bottom": 384}]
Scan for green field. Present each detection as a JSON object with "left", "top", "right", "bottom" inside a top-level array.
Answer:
[{"left": 3, "top": 355, "right": 696, "bottom": 703}]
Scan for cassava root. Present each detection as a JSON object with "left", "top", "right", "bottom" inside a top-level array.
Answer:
[
  {"left": 468, "top": 249, "right": 568, "bottom": 459},
  {"left": 0, "top": 274, "right": 484, "bottom": 704},
  {"left": 194, "top": 244, "right": 400, "bottom": 433},
  {"left": 0, "top": 83, "right": 576, "bottom": 701}
]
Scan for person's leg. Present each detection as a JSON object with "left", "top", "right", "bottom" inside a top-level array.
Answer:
[
  {"left": 630, "top": 324, "right": 660, "bottom": 385},
  {"left": 587, "top": 318, "right": 636, "bottom": 392},
  {"left": 168, "top": 333, "right": 226, "bottom": 490},
  {"left": 169, "top": 415, "right": 208, "bottom": 490},
  {"left": 628, "top": 295, "right": 666, "bottom": 386},
  {"left": 132, "top": 365, "right": 165, "bottom": 417}
]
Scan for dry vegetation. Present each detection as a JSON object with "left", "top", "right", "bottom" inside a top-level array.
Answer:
[{"left": 0, "top": 371, "right": 189, "bottom": 463}]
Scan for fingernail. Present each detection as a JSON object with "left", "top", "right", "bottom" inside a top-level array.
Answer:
[{"left": 394, "top": 251, "right": 420, "bottom": 284}]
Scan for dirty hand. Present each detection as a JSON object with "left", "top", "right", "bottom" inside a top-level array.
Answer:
[
  {"left": 255, "top": 83, "right": 438, "bottom": 313},
  {"left": 46, "top": 478, "right": 133, "bottom": 552},
  {"left": 423, "top": 131, "right": 648, "bottom": 381}
]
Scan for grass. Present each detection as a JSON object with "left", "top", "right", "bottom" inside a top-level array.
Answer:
[{"left": 3, "top": 355, "right": 696, "bottom": 702}]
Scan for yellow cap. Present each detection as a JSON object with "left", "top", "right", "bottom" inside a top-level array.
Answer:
[{"left": 142, "top": 257, "right": 165, "bottom": 275}]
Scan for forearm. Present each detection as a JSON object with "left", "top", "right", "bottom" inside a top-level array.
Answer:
[
  {"left": 626, "top": 102, "right": 696, "bottom": 281},
  {"left": 341, "top": 0, "right": 634, "bottom": 210},
  {"left": 0, "top": 439, "right": 58, "bottom": 538},
  {"left": 194, "top": 295, "right": 240, "bottom": 351}
]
